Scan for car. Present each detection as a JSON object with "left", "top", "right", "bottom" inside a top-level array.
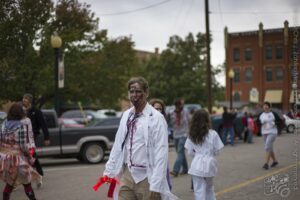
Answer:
[
  {"left": 39, "top": 109, "right": 118, "bottom": 164},
  {"left": 166, "top": 104, "right": 202, "bottom": 115},
  {"left": 87, "top": 117, "right": 121, "bottom": 127},
  {"left": 210, "top": 112, "right": 244, "bottom": 140},
  {"left": 60, "top": 110, "right": 102, "bottom": 125},
  {"left": 58, "top": 118, "right": 85, "bottom": 128},
  {"left": 96, "top": 109, "right": 117, "bottom": 118},
  {"left": 184, "top": 104, "right": 202, "bottom": 114},
  {"left": 283, "top": 114, "right": 300, "bottom": 133}
]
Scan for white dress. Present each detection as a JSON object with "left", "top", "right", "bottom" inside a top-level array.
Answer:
[{"left": 184, "top": 130, "right": 224, "bottom": 177}]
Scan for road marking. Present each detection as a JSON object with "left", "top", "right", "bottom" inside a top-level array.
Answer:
[{"left": 216, "top": 161, "right": 300, "bottom": 197}]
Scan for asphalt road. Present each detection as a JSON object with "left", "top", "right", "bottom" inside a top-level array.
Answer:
[{"left": 1, "top": 131, "right": 300, "bottom": 200}]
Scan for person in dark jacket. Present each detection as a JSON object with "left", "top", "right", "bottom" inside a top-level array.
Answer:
[
  {"left": 22, "top": 93, "right": 50, "bottom": 187},
  {"left": 222, "top": 106, "right": 237, "bottom": 146}
]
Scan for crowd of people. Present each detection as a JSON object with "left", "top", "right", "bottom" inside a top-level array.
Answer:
[{"left": 0, "top": 76, "right": 285, "bottom": 200}]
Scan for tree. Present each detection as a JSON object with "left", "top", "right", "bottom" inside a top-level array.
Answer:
[
  {"left": 144, "top": 32, "right": 224, "bottom": 107},
  {"left": 0, "top": 0, "right": 138, "bottom": 110}
]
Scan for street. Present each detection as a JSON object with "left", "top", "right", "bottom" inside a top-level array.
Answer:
[{"left": 1, "top": 132, "right": 300, "bottom": 200}]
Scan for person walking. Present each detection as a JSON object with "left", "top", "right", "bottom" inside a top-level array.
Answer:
[
  {"left": 0, "top": 103, "right": 41, "bottom": 200},
  {"left": 103, "top": 77, "right": 177, "bottom": 200},
  {"left": 221, "top": 106, "right": 237, "bottom": 146},
  {"left": 168, "top": 98, "right": 189, "bottom": 177},
  {"left": 22, "top": 93, "right": 50, "bottom": 187},
  {"left": 258, "top": 102, "right": 279, "bottom": 170},
  {"left": 246, "top": 113, "right": 254, "bottom": 143},
  {"left": 185, "top": 109, "right": 224, "bottom": 200},
  {"left": 149, "top": 98, "right": 172, "bottom": 190}
]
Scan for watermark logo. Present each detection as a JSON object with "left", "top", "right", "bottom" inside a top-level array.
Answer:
[{"left": 264, "top": 173, "right": 291, "bottom": 198}]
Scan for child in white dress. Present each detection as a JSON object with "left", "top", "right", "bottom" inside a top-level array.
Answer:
[{"left": 185, "top": 110, "right": 224, "bottom": 200}]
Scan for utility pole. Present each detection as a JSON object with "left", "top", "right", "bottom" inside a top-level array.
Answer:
[{"left": 205, "top": 0, "right": 212, "bottom": 113}]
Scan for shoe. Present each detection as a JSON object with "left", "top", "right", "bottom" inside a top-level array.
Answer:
[
  {"left": 179, "top": 171, "right": 188, "bottom": 175},
  {"left": 37, "top": 177, "right": 43, "bottom": 189},
  {"left": 170, "top": 171, "right": 178, "bottom": 177},
  {"left": 263, "top": 163, "right": 269, "bottom": 170},
  {"left": 270, "top": 161, "right": 278, "bottom": 168}
]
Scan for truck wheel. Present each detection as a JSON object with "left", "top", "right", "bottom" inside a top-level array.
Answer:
[
  {"left": 287, "top": 124, "right": 295, "bottom": 133},
  {"left": 81, "top": 143, "right": 105, "bottom": 164}
]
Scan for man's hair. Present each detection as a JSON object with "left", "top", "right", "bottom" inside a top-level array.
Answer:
[
  {"left": 23, "top": 93, "right": 33, "bottom": 103},
  {"left": 127, "top": 77, "right": 149, "bottom": 93},
  {"left": 7, "top": 102, "right": 25, "bottom": 121},
  {"left": 174, "top": 98, "right": 182, "bottom": 106}
]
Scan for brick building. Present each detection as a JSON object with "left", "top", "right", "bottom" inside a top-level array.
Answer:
[{"left": 224, "top": 21, "right": 300, "bottom": 111}]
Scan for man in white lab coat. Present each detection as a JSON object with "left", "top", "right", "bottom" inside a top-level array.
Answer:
[{"left": 103, "top": 77, "right": 178, "bottom": 200}]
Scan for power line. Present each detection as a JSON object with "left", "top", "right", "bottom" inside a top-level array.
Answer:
[
  {"left": 97, "top": 0, "right": 173, "bottom": 16},
  {"left": 211, "top": 10, "right": 292, "bottom": 15}
]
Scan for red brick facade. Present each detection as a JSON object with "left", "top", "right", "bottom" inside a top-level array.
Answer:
[{"left": 224, "top": 21, "right": 300, "bottom": 111}]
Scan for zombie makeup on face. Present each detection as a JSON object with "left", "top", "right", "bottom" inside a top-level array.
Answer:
[{"left": 128, "top": 83, "right": 147, "bottom": 110}]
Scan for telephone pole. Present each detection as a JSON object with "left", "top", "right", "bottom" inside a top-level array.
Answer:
[{"left": 205, "top": 0, "right": 212, "bottom": 113}]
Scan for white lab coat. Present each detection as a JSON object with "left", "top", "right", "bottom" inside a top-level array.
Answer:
[{"left": 103, "top": 103, "right": 179, "bottom": 200}]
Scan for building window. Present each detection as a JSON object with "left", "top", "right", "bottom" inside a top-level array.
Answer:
[
  {"left": 233, "top": 92, "right": 240, "bottom": 102},
  {"left": 265, "top": 45, "right": 272, "bottom": 60},
  {"left": 276, "top": 45, "right": 283, "bottom": 59},
  {"left": 275, "top": 67, "right": 283, "bottom": 81},
  {"left": 233, "top": 69, "right": 240, "bottom": 83},
  {"left": 265, "top": 67, "right": 273, "bottom": 82},
  {"left": 245, "top": 48, "right": 252, "bottom": 61},
  {"left": 233, "top": 48, "right": 240, "bottom": 62},
  {"left": 245, "top": 68, "right": 252, "bottom": 82}
]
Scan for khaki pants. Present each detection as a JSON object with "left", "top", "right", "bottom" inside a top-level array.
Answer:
[{"left": 119, "top": 166, "right": 161, "bottom": 200}]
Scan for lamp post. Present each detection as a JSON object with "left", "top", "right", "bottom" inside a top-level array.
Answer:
[
  {"left": 51, "top": 33, "right": 62, "bottom": 114},
  {"left": 228, "top": 68, "right": 235, "bottom": 110}
]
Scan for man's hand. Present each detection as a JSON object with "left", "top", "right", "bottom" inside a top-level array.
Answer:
[
  {"left": 149, "top": 191, "right": 161, "bottom": 200},
  {"left": 44, "top": 140, "right": 50, "bottom": 146}
]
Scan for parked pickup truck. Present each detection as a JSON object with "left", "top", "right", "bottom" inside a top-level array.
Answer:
[{"left": 35, "top": 109, "right": 120, "bottom": 164}]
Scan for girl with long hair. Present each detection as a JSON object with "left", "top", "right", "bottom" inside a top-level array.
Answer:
[{"left": 185, "top": 109, "right": 223, "bottom": 200}]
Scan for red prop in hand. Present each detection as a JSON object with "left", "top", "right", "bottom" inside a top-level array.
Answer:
[
  {"left": 29, "top": 148, "right": 35, "bottom": 157},
  {"left": 93, "top": 176, "right": 119, "bottom": 198}
]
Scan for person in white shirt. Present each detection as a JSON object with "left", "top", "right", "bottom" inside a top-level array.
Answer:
[
  {"left": 103, "top": 77, "right": 177, "bottom": 200},
  {"left": 185, "top": 109, "right": 224, "bottom": 200},
  {"left": 259, "top": 101, "right": 279, "bottom": 170}
]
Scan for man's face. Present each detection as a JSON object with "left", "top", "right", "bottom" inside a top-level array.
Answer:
[
  {"left": 22, "top": 97, "right": 31, "bottom": 108},
  {"left": 128, "top": 82, "right": 147, "bottom": 109},
  {"left": 175, "top": 101, "right": 183, "bottom": 111}
]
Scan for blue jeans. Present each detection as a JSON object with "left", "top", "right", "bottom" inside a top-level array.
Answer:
[
  {"left": 173, "top": 136, "right": 188, "bottom": 174},
  {"left": 222, "top": 127, "right": 235, "bottom": 145}
]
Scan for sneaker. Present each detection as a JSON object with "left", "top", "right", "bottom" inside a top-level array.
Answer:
[
  {"left": 170, "top": 171, "right": 178, "bottom": 177},
  {"left": 270, "top": 161, "right": 278, "bottom": 168},
  {"left": 263, "top": 163, "right": 269, "bottom": 170}
]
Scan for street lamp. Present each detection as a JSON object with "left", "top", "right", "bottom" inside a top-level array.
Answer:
[
  {"left": 51, "top": 33, "right": 62, "bottom": 114},
  {"left": 228, "top": 68, "right": 235, "bottom": 110}
]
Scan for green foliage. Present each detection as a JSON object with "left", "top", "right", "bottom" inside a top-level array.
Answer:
[
  {"left": 143, "top": 32, "right": 224, "bottom": 106},
  {"left": 0, "top": 0, "right": 138, "bottom": 110}
]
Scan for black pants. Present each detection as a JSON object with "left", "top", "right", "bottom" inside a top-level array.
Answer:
[
  {"left": 33, "top": 152, "right": 44, "bottom": 176},
  {"left": 33, "top": 135, "right": 44, "bottom": 176}
]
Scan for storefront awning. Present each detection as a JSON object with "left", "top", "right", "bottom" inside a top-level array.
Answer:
[{"left": 264, "top": 90, "right": 283, "bottom": 103}]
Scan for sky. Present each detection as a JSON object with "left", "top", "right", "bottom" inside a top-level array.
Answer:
[{"left": 79, "top": 0, "right": 300, "bottom": 85}]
